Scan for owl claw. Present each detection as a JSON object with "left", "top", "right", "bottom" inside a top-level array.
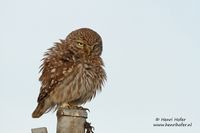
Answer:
[
  {"left": 85, "top": 108, "right": 90, "bottom": 112},
  {"left": 80, "top": 106, "right": 90, "bottom": 112},
  {"left": 60, "top": 104, "right": 89, "bottom": 112},
  {"left": 73, "top": 106, "right": 90, "bottom": 112}
]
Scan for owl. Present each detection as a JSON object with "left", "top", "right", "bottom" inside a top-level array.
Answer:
[{"left": 32, "top": 28, "right": 106, "bottom": 118}]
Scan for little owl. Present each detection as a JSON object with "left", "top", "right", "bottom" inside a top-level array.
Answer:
[{"left": 32, "top": 28, "right": 106, "bottom": 118}]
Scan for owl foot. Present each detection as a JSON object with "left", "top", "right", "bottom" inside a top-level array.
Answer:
[
  {"left": 60, "top": 103, "right": 71, "bottom": 109},
  {"left": 60, "top": 103, "right": 89, "bottom": 111},
  {"left": 68, "top": 105, "right": 90, "bottom": 112},
  {"left": 75, "top": 106, "right": 90, "bottom": 112}
]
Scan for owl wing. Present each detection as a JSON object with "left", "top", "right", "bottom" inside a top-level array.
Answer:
[
  {"left": 32, "top": 43, "right": 77, "bottom": 118},
  {"left": 37, "top": 43, "right": 75, "bottom": 103}
]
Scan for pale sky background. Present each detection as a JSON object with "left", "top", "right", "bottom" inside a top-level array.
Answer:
[{"left": 0, "top": 0, "right": 200, "bottom": 133}]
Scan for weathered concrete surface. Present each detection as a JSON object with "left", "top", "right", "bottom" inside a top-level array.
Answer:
[
  {"left": 31, "top": 127, "right": 48, "bottom": 133},
  {"left": 56, "top": 108, "right": 88, "bottom": 133}
]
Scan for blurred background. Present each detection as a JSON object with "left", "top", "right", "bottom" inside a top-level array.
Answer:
[{"left": 0, "top": 0, "right": 200, "bottom": 133}]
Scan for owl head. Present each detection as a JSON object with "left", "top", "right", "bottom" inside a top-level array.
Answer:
[{"left": 66, "top": 28, "right": 103, "bottom": 57}]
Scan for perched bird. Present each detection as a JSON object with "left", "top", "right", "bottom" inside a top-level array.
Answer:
[{"left": 32, "top": 28, "right": 106, "bottom": 118}]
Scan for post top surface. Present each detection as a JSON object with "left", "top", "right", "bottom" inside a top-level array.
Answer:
[{"left": 57, "top": 108, "right": 88, "bottom": 118}]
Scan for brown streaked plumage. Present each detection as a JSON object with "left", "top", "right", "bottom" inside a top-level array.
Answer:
[{"left": 32, "top": 28, "right": 106, "bottom": 118}]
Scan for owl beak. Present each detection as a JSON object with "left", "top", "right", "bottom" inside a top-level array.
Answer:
[{"left": 85, "top": 45, "right": 92, "bottom": 55}]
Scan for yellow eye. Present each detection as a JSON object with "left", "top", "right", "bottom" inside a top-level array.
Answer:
[{"left": 76, "top": 41, "right": 84, "bottom": 48}]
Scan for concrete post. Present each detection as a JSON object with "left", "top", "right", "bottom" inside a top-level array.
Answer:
[
  {"left": 31, "top": 127, "right": 48, "bottom": 133},
  {"left": 56, "top": 108, "right": 88, "bottom": 133}
]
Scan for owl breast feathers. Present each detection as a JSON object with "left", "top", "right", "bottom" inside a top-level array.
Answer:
[{"left": 32, "top": 28, "right": 106, "bottom": 118}]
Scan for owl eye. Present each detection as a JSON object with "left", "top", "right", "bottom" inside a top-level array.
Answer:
[{"left": 76, "top": 41, "right": 84, "bottom": 48}]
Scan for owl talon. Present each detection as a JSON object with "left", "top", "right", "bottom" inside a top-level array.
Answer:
[
  {"left": 77, "top": 106, "right": 90, "bottom": 112},
  {"left": 83, "top": 107, "right": 90, "bottom": 112},
  {"left": 72, "top": 106, "right": 90, "bottom": 112},
  {"left": 59, "top": 104, "right": 89, "bottom": 112}
]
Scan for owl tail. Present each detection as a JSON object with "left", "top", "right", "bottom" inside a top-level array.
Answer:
[{"left": 32, "top": 101, "right": 49, "bottom": 118}]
